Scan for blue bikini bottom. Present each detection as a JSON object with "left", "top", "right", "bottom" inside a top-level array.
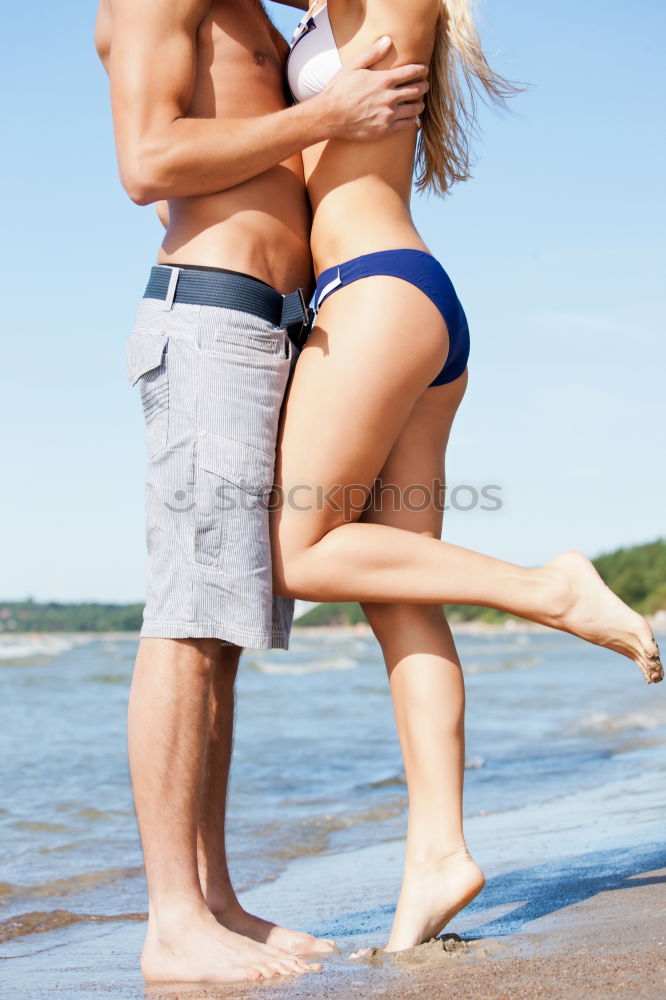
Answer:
[{"left": 313, "top": 249, "right": 470, "bottom": 386}]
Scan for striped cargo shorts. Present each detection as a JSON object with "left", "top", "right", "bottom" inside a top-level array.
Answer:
[{"left": 125, "top": 264, "right": 305, "bottom": 650}]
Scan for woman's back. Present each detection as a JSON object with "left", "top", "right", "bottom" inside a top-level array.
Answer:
[{"left": 289, "top": 0, "right": 441, "bottom": 271}]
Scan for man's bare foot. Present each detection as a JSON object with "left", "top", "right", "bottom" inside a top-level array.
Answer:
[
  {"left": 211, "top": 901, "right": 336, "bottom": 956},
  {"left": 141, "top": 904, "right": 319, "bottom": 983},
  {"left": 541, "top": 551, "right": 663, "bottom": 684},
  {"left": 382, "top": 848, "right": 485, "bottom": 953}
]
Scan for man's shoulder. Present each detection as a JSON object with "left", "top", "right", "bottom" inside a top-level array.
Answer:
[{"left": 104, "top": 0, "right": 215, "bottom": 32}]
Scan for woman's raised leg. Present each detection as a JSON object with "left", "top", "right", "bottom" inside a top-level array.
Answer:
[
  {"left": 270, "top": 278, "right": 661, "bottom": 683},
  {"left": 359, "top": 372, "right": 484, "bottom": 951}
]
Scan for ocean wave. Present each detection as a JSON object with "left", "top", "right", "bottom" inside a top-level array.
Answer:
[
  {"left": 362, "top": 759, "right": 484, "bottom": 792},
  {"left": 266, "top": 799, "right": 406, "bottom": 862},
  {"left": 248, "top": 655, "right": 358, "bottom": 676},
  {"left": 74, "top": 807, "right": 126, "bottom": 822},
  {"left": 262, "top": 756, "right": 482, "bottom": 865},
  {"left": 0, "top": 633, "right": 95, "bottom": 663},
  {"left": 0, "top": 865, "right": 143, "bottom": 904},
  {"left": 363, "top": 773, "right": 406, "bottom": 791},
  {"left": 10, "top": 820, "right": 70, "bottom": 834},
  {"left": 463, "top": 655, "right": 540, "bottom": 675},
  {"left": 566, "top": 706, "right": 666, "bottom": 737},
  {"left": 0, "top": 908, "right": 145, "bottom": 943},
  {"left": 89, "top": 672, "right": 129, "bottom": 685}
]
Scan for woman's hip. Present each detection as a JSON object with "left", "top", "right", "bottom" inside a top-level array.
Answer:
[{"left": 312, "top": 248, "right": 470, "bottom": 388}]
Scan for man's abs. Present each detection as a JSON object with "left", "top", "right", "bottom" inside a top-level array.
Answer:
[{"left": 157, "top": 165, "right": 313, "bottom": 297}]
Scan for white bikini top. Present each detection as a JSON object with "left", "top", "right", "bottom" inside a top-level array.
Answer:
[{"left": 286, "top": 2, "right": 342, "bottom": 103}]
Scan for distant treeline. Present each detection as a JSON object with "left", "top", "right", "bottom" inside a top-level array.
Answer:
[
  {"left": 0, "top": 601, "right": 145, "bottom": 634},
  {"left": 1, "top": 539, "right": 664, "bottom": 633},
  {"left": 297, "top": 538, "right": 666, "bottom": 627}
]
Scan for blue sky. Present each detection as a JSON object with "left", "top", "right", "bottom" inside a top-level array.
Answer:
[{"left": 1, "top": 1, "right": 664, "bottom": 603}]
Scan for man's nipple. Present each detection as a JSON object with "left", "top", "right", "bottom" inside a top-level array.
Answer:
[{"left": 253, "top": 50, "right": 266, "bottom": 66}]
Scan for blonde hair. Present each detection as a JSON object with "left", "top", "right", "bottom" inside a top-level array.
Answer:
[{"left": 417, "top": 0, "right": 524, "bottom": 196}]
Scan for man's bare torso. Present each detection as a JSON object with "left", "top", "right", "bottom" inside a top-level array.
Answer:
[{"left": 96, "top": 0, "right": 313, "bottom": 295}]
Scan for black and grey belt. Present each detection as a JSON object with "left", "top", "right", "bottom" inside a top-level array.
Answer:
[{"left": 143, "top": 263, "right": 313, "bottom": 349}]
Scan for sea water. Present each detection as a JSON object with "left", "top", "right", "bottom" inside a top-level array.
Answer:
[{"left": 1, "top": 626, "right": 664, "bottom": 946}]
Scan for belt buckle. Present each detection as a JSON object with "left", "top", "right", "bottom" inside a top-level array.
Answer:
[
  {"left": 283, "top": 287, "right": 313, "bottom": 350},
  {"left": 295, "top": 287, "right": 308, "bottom": 325}
]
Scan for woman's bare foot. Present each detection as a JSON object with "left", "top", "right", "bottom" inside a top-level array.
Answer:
[
  {"left": 379, "top": 847, "right": 485, "bottom": 953},
  {"left": 211, "top": 902, "right": 336, "bottom": 956},
  {"left": 141, "top": 904, "right": 319, "bottom": 983},
  {"left": 541, "top": 551, "right": 663, "bottom": 684}
]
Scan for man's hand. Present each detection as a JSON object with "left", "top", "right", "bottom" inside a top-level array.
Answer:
[
  {"left": 320, "top": 36, "right": 429, "bottom": 141},
  {"left": 98, "top": 0, "right": 428, "bottom": 204}
]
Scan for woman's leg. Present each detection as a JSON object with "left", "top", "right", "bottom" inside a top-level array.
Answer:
[
  {"left": 270, "top": 278, "right": 661, "bottom": 682},
  {"left": 360, "top": 373, "right": 484, "bottom": 951}
]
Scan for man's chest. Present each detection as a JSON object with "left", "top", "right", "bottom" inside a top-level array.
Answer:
[{"left": 195, "top": 0, "right": 290, "bottom": 93}]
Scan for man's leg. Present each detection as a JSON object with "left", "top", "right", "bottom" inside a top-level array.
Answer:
[
  {"left": 197, "top": 644, "right": 336, "bottom": 955},
  {"left": 128, "top": 636, "right": 315, "bottom": 983}
]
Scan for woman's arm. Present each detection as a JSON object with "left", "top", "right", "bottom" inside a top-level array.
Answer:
[
  {"left": 101, "top": 0, "right": 428, "bottom": 205},
  {"left": 337, "top": 0, "right": 441, "bottom": 68}
]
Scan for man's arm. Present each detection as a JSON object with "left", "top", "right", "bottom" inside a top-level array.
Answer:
[
  {"left": 101, "top": 0, "right": 428, "bottom": 205},
  {"left": 271, "top": 0, "right": 310, "bottom": 10}
]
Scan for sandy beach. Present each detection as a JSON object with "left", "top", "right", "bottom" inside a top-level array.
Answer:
[{"left": 208, "top": 860, "right": 666, "bottom": 1000}]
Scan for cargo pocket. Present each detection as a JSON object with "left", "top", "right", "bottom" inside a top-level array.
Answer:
[
  {"left": 193, "top": 431, "right": 276, "bottom": 570},
  {"left": 126, "top": 331, "right": 170, "bottom": 458}
]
